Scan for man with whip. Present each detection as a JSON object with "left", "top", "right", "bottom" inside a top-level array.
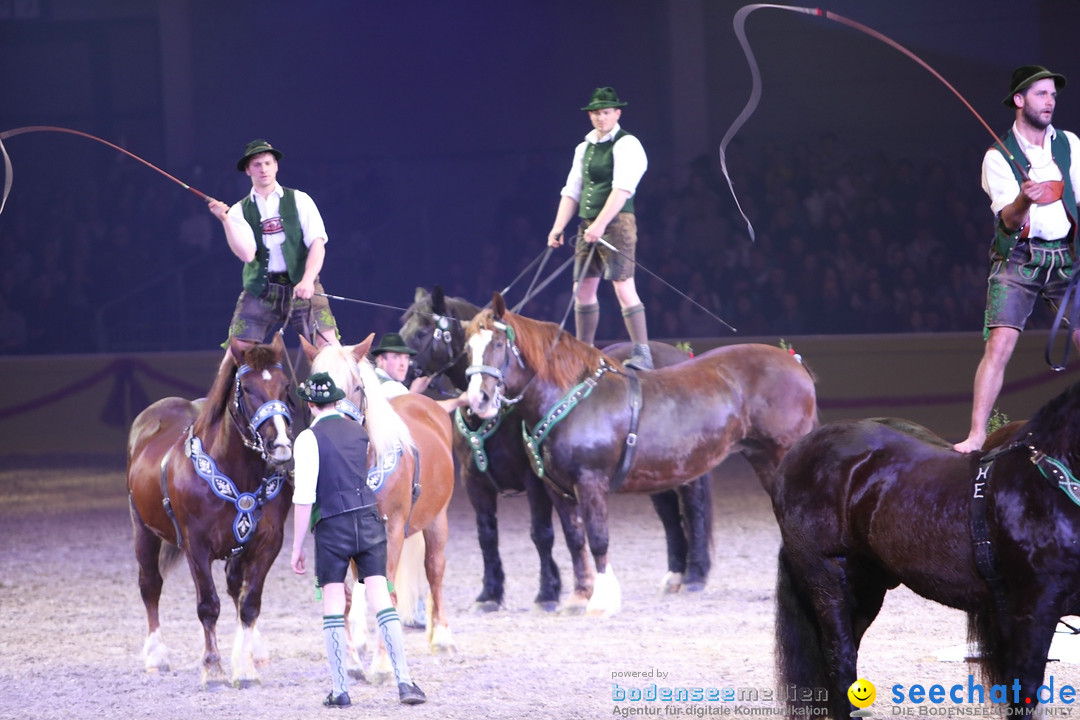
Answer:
[{"left": 207, "top": 139, "right": 340, "bottom": 351}]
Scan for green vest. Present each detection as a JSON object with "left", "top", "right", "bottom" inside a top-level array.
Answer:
[
  {"left": 579, "top": 129, "right": 636, "bottom": 219},
  {"left": 240, "top": 187, "right": 309, "bottom": 296},
  {"left": 991, "top": 129, "right": 1078, "bottom": 258}
]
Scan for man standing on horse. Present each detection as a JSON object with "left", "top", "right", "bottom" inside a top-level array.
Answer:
[
  {"left": 547, "top": 87, "right": 654, "bottom": 371},
  {"left": 206, "top": 139, "right": 340, "bottom": 351},
  {"left": 954, "top": 66, "right": 1080, "bottom": 452},
  {"left": 290, "top": 371, "right": 427, "bottom": 707}
]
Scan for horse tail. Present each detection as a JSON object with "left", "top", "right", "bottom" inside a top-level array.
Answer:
[
  {"left": 159, "top": 542, "right": 185, "bottom": 577},
  {"left": 967, "top": 608, "right": 1006, "bottom": 689},
  {"left": 775, "top": 544, "right": 831, "bottom": 718},
  {"left": 393, "top": 533, "right": 429, "bottom": 629}
]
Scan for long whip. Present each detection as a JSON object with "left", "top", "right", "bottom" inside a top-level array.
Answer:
[{"left": 0, "top": 125, "right": 213, "bottom": 217}]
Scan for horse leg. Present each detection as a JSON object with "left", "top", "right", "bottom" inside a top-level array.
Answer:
[
  {"left": 184, "top": 544, "right": 228, "bottom": 688},
  {"left": 224, "top": 550, "right": 275, "bottom": 689},
  {"left": 523, "top": 474, "right": 561, "bottom": 612},
  {"left": 677, "top": 475, "right": 713, "bottom": 592},
  {"left": 990, "top": 591, "right": 1063, "bottom": 710},
  {"left": 649, "top": 489, "right": 687, "bottom": 593},
  {"left": 131, "top": 501, "right": 170, "bottom": 673},
  {"left": 422, "top": 509, "right": 455, "bottom": 653},
  {"left": 575, "top": 478, "right": 620, "bottom": 617},
  {"left": 774, "top": 545, "right": 862, "bottom": 719},
  {"left": 543, "top": 482, "right": 592, "bottom": 615},
  {"left": 343, "top": 562, "right": 366, "bottom": 679},
  {"left": 464, "top": 473, "right": 506, "bottom": 611}
]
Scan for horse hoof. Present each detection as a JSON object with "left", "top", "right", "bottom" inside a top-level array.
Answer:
[
  {"left": 232, "top": 677, "right": 261, "bottom": 690},
  {"left": 347, "top": 666, "right": 367, "bottom": 681},
  {"left": 661, "top": 582, "right": 682, "bottom": 595},
  {"left": 472, "top": 600, "right": 503, "bottom": 613},
  {"left": 683, "top": 580, "right": 707, "bottom": 593},
  {"left": 534, "top": 600, "right": 560, "bottom": 613},
  {"left": 561, "top": 603, "right": 588, "bottom": 617}
]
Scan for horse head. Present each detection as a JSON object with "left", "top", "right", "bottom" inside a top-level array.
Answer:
[
  {"left": 465, "top": 293, "right": 529, "bottom": 419},
  {"left": 305, "top": 334, "right": 414, "bottom": 458},
  {"left": 228, "top": 333, "right": 293, "bottom": 466},
  {"left": 399, "top": 285, "right": 474, "bottom": 390}
]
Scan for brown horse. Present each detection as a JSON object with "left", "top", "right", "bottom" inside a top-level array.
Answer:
[
  {"left": 305, "top": 334, "right": 456, "bottom": 677},
  {"left": 772, "top": 389, "right": 1080, "bottom": 718},
  {"left": 465, "top": 294, "right": 818, "bottom": 614},
  {"left": 399, "top": 286, "right": 714, "bottom": 613},
  {"left": 127, "top": 333, "right": 294, "bottom": 687}
]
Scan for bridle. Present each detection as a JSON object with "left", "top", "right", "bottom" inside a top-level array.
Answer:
[
  {"left": 412, "top": 312, "right": 468, "bottom": 387},
  {"left": 230, "top": 362, "right": 293, "bottom": 461},
  {"left": 465, "top": 320, "right": 528, "bottom": 412}
]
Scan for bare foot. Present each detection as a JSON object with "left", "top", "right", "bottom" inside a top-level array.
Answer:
[{"left": 952, "top": 437, "right": 984, "bottom": 453}]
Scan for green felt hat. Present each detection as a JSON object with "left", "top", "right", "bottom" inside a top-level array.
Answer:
[
  {"left": 236, "top": 139, "right": 283, "bottom": 171},
  {"left": 1003, "top": 65, "right": 1066, "bottom": 107},
  {"left": 581, "top": 87, "right": 627, "bottom": 111},
  {"left": 371, "top": 332, "right": 417, "bottom": 356},
  {"left": 297, "top": 371, "right": 345, "bottom": 404}
]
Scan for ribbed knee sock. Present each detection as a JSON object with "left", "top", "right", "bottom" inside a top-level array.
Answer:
[
  {"left": 377, "top": 607, "right": 412, "bottom": 685},
  {"left": 621, "top": 303, "right": 649, "bottom": 344},
  {"left": 575, "top": 302, "right": 600, "bottom": 346},
  {"left": 323, "top": 614, "right": 348, "bottom": 696}
]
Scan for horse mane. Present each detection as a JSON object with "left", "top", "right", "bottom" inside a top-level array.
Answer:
[
  {"left": 1017, "top": 379, "right": 1080, "bottom": 459},
  {"left": 310, "top": 344, "right": 414, "bottom": 457},
  {"left": 195, "top": 343, "right": 282, "bottom": 436},
  {"left": 474, "top": 307, "right": 606, "bottom": 389}
]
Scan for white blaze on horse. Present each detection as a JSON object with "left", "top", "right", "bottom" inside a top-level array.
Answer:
[
  {"left": 127, "top": 334, "right": 293, "bottom": 687},
  {"left": 465, "top": 294, "right": 819, "bottom": 616}
]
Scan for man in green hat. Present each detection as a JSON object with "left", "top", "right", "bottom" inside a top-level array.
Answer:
[
  {"left": 207, "top": 139, "right": 339, "bottom": 351},
  {"left": 371, "top": 332, "right": 467, "bottom": 412},
  {"left": 954, "top": 65, "right": 1080, "bottom": 452},
  {"left": 290, "top": 370, "right": 427, "bottom": 706},
  {"left": 547, "top": 86, "right": 654, "bottom": 370}
]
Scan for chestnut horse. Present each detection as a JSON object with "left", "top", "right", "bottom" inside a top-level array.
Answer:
[
  {"left": 399, "top": 287, "right": 713, "bottom": 613},
  {"left": 127, "top": 334, "right": 294, "bottom": 687},
  {"left": 772, "top": 388, "right": 1080, "bottom": 717},
  {"left": 465, "top": 293, "right": 818, "bottom": 615},
  {"left": 305, "top": 334, "right": 456, "bottom": 677}
]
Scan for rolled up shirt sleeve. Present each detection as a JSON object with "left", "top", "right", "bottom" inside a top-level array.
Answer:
[
  {"left": 612, "top": 135, "right": 648, "bottom": 197},
  {"left": 292, "top": 428, "right": 319, "bottom": 505}
]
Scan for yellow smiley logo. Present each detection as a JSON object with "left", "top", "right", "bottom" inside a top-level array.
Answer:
[{"left": 847, "top": 678, "right": 876, "bottom": 709}]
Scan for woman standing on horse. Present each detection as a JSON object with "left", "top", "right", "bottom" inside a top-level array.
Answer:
[{"left": 289, "top": 371, "right": 427, "bottom": 707}]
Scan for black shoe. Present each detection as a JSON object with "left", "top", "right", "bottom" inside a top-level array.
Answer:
[
  {"left": 398, "top": 682, "right": 427, "bottom": 705},
  {"left": 624, "top": 344, "right": 653, "bottom": 371},
  {"left": 323, "top": 691, "right": 351, "bottom": 708}
]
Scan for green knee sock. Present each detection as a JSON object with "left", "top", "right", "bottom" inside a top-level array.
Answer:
[{"left": 575, "top": 302, "right": 600, "bottom": 346}]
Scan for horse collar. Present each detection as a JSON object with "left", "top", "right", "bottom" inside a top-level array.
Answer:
[
  {"left": 185, "top": 429, "right": 287, "bottom": 554},
  {"left": 522, "top": 375, "right": 599, "bottom": 482},
  {"left": 521, "top": 360, "right": 632, "bottom": 493},
  {"left": 454, "top": 406, "right": 507, "bottom": 473}
]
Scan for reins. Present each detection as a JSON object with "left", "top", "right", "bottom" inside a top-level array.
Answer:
[{"left": 1045, "top": 268, "right": 1080, "bottom": 371}]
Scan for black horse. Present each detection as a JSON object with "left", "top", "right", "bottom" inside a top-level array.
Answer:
[
  {"left": 773, "top": 387, "right": 1080, "bottom": 717},
  {"left": 399, "top": 286, "right": 713, "bottom": 612}
]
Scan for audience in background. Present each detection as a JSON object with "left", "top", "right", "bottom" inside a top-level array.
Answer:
[{"left": 0, "top": 134, "right": 1014, "bottom": 354}]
